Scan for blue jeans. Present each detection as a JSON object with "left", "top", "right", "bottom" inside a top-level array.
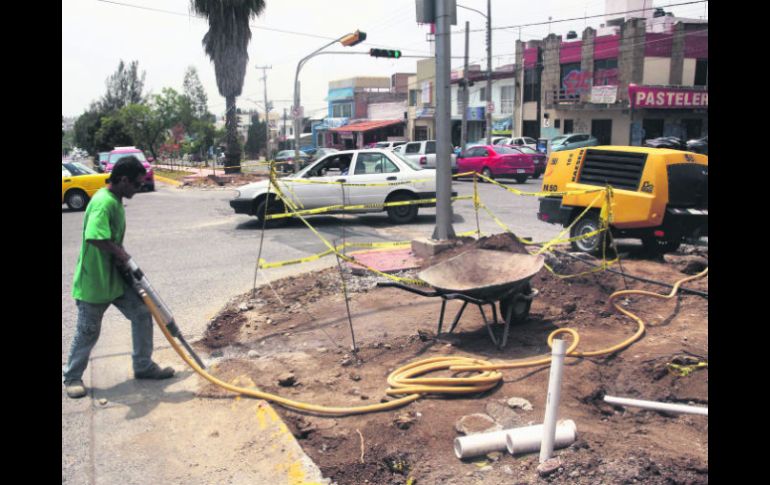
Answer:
[{"left": 63, "top": 289, "right": 155, "bottom": 382}]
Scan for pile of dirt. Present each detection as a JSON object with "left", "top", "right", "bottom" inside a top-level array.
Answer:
[
  {"left": 180, "top": 173, "right": 267, "bottom": 188},
  {"left": 195, "top": 235, "right": 708, "bottom": 484}
]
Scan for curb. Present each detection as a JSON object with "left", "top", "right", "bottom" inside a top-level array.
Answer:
[{"left": 154, "top": 175, "right": 183, "bottom": 187}]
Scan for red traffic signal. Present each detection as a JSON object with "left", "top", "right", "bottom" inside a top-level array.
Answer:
[
  {"left": 369, "top": 48, "right": 402, "bottom": 59},
  {"left": 340, "top": 30, "right": 367, "bottom": 47}
]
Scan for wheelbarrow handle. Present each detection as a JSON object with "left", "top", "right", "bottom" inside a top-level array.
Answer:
[{"left": 376, "top": 281, "right": 440, "bottom": 298}]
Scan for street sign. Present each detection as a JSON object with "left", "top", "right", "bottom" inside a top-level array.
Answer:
[
  {"left": 292, "top": 106, "right": 304, "bottom": 118},
  {"left": 487, "top": 102, "right": 495, "bottom": 113}
]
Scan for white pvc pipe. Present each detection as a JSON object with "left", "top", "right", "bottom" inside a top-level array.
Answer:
[
  {"left": 506, "top": 420, "right": 577, "bottom": 455},
  {"left": 454, "top": 429, "right": 510, "bottom": 459},
  {"left": 540, "top": 338, "right": 568, "bottom": 463},
  {"left": 604, "top": 395, "right": 708, "bottom": 416}
]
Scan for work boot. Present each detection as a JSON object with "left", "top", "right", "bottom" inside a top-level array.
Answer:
[
  {"left": 134, "top": 363, "right": 175, "bottom": 380},
  {"left": 65, "top": 379, "right": 87, "bottom": 399}
]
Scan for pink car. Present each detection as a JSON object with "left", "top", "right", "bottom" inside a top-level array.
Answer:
[
  {"left": 105, "top": 147, "right": 155, "bottom": 191},
  {"left": 457, "top": 145, "right": 534, "bottom": 183}
]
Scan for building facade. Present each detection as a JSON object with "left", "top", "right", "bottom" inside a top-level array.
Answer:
[
  {"left": 514, "top": 14, "right": 708, "bottom": 145},
  {"left": 317, "top": 75, "right": 411, "bottom": 149}
]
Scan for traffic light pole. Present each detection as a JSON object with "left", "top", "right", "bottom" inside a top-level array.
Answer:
[
  {"left": 432, "top": 0, "right": 456, "bottom": 241},
  {"left": 485, "top": 0, "right": 492, "bottom": 145},
  {"left": 294, "top": 35, "right": 349, "bottom": 167},
  {"left": 460, "top": 21, "right": 469, "bottom": 151}
]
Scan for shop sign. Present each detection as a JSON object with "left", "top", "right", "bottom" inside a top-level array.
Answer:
[
  {"left": 591, "top": 85, "right": 618, "bottom": 104},
  {"left": 629, "top": 85, "right": 708, "bottom": 109},
  {"left": 466, "top": 106, "right": 485, "bottom": 121},
  {"left": 323, "top": 117, "right": 349, "bottom": 128},
  {"left": 417, "top": 107, "right": 435, "bottom": 118}
]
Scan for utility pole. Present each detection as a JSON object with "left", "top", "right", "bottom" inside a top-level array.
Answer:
[
  {"left": 256, "top": 65, "right": 272, "bottom": 160},
  {"left": 460, "top": 21, "right": 469, "bottom": 151},
  {"left": 485, "top": 0, "right": 492, "bottom": 145},
  {"left": 282, "top": 107, "right": 288, "bottom": 150},
  {"left": 432, "top": 0, "right": 456, "bottom": 240}
]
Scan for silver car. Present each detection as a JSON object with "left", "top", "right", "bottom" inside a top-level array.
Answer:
[{"left": 230, "top": 149, "right": 438, "bottom": 225}]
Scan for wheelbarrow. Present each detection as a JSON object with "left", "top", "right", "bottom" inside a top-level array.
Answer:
[{"left": 377, "top": 248, "right": 545, "bottom": 349}]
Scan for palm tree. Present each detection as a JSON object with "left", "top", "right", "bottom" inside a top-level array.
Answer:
[{"left": 191, "top": 0, "right": 266, "bottom": 174}]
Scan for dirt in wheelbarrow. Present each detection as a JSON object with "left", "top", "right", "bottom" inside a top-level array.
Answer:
[{"left": 196, "top": 233, "right": 708, "bottom": 485}]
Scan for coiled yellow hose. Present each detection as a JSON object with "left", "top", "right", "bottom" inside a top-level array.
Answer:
[{"left": 144, "top": 267, "right": 707, "bottom": 416}]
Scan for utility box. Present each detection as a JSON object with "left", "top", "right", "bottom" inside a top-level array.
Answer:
[{"left": 415, "top": 0, "right": 457, "bottom": 25}]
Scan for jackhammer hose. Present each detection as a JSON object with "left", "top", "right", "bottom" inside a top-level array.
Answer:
[{"left": 144, "top": 267, "right": 707, "bottom": 416}]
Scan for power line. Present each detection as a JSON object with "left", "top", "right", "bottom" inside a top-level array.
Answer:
[
  {"left": 94, "top": 0, "right": 428, "bottom": 54},
  {"left": 450, "top": 0, "right": 708, "bottom": 35}
]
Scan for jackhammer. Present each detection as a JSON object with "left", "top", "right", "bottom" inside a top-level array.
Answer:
[{"left": 121, "top": 258, "right": 207, "bottom": 370}]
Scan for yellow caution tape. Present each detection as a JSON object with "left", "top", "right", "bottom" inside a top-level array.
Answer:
[
  {"left": 264, "top": 195, "right": 473, "bottom": 220},
  {"left": 667, "top": 361, "right": 708, "bottom": 377}
]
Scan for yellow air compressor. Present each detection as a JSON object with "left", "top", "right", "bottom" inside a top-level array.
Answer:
[{"left": 537, "top": 146, "right": 708, "bottom": 254}]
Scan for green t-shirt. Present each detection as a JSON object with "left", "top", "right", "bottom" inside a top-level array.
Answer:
[{"left": 72, "top": 188, "right": 127, "bottom": 304}]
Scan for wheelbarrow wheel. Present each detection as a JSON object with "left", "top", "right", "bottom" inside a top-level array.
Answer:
[{"left": 499, "top": 283, "right": 533, "bottom": 324}]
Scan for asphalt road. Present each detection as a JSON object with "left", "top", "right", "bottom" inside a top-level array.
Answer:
[{"left": 61, "top": 176, "right": 563, "bottom": 483}]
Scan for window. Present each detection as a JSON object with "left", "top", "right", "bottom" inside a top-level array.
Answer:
[
  {"left": 593, "top": 58, "right": 618, "bottom": 86},
  {"left": 332, "top": 103, "right": 353, "bottom": 118},
  {"left": 500, "top": 85, "right": 514, "bottom": 114},
  {"left": 563, "top": 119, "right": 574, "bottom": 134},
  {"left": 694, "top": 59, "right": 708, "bottom": 86},
  {"left": 560, "top": 62, "right": 582, "bottom": 91},
  {"left": 409, "top": 89, "right": 418, "bottom": 107},
  {"left": 354, "top": 153, "right": 399, "bottom": 175},
  {"left": 555, "top": 119, "right": 561, "bottom": 129},
  {"left": 306, "top": 154, "right": 354, "bottom": 178},
  {"left": 523, "top": 69, "right": 540, "bottom": 102},
  {"left": 405, "top": 142, "right": 422, "bottom": 154},
  {"left": 425, "top": 141, "right": 436, "bottom": 154},
  {"left": 479, "top": 87, "right": 487, "bottom": 102}
]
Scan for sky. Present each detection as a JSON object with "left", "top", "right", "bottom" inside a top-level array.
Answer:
[{"left": 61, "top": 0, "right": 708, "bottom": 120}]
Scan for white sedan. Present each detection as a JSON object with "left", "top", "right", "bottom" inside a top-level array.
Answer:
[{"left": 230, "top": 149, "right": 439, "bottom": 225}]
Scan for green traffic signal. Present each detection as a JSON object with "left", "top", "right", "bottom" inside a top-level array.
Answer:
[{"left": 369, "top": 48, "right": 402, "bottom": 59}]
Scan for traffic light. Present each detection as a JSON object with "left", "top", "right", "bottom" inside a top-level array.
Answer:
[
  {"left": 369, "top": 48, "right": 402, "bottom": 59},
  {"left": 340, "top": 30, "right": 367, "bottom": 47}
]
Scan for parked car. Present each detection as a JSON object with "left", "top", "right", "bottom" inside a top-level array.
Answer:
[
  {"left": 96, "top": 152, "right": 110, "bottom": 172},
  {"left": 398, "top": 140, "right": 458, "bottom": 172},
  {"left": 495, "top": 136, "right": 538, "bottom": 150},
  {"left": 230, "top": 149, "right": 441, "bottom": 225},
  {"left": 310, "top": 147, "right": 339, "bottom": 161},
  {"left": 62, "top": 161, "right": 110, "bottom": 210},
  {"left": 374, "top": 140, "right": 407, "bottom": 150},
  {"left": 502, "top": 145, "right": 548, "bottom": 178},
  {"left": 550, "top": 133, "right": 599, "bottom": 152},
  {"left": 456, "top": 145, "right": 534, "bottom": 183},
  {"left": 274, "top": 150, "right": 311, "bottom": 173},
  {"left": 686, "top": 136, "right": 708, "bottom": 155},
  {"left": 643, "top": 136, "right": 686, "bottom": 150},
  {"left": 104, "top": 147, "right": 155, "bottom": 191}
]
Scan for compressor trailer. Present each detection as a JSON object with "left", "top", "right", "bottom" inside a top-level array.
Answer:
[{"left": 537, "top": 146, "right": 708, "bottom": 254}]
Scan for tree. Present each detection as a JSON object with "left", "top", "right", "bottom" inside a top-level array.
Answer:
[
  {"left": 73, "top": 106, "right": 103, "bottom": 155},
  {"left": 190, "top": 0, "right": 266, "bottom": 173},
  {"left": 117, "top": 104, "right": 164, "bottom": 161},
  {"left": 183, "top": 66, "right": 210, "bottom": 120},
  {"left": 94, "top": 115, "right": 133, "bottom": 152},
  {"left": 99, "top": 60, "right": 146, "bottom": 113},
  {"left": 244, "top": 112, "right": 264, "bottom": 159}
]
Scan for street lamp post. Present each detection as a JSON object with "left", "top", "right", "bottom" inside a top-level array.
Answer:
[
  {"left": 458, "top": 2, "right": 492, "bottom": 145},
  {"left": 293, "top": 31, "right": 367, "bottom": 170}
]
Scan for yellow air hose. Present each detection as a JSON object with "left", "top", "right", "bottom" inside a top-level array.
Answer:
[{"left": 143, "top": 267, "right": 707, "bottom": 416}]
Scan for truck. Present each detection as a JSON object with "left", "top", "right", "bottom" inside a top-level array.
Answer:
[
  {"left": 536, "top": 146, "right": 708, "bottom": 254},
  {"left": 395, "top": 140, "right": 457, "bottom": 173}
]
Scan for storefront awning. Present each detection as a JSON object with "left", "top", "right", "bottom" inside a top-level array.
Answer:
[{"left": 329, "top": 119, "right": 403, "bottom": 133}]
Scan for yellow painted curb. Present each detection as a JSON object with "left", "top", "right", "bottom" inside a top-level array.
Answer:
[{"left": 154, "top": 175, "right": 183, "bottom": 186}]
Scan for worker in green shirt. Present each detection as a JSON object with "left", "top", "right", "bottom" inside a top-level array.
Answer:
[{"left": 64, "top": 156, "right": 175, "bottom": 399}]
